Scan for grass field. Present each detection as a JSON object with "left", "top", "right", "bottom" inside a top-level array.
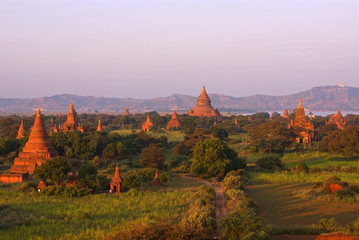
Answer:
[
  {"left": 0, "top": 177, "right": 203, "bottom": 240},
  {"left": 246, "top": 182, "right": 359, "bottom": 227},
  {"left": 113, "top": 129, "right": 186, "bottom": 142}
]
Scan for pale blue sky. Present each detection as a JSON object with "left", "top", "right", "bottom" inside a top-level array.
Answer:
[{"left": 0, "top": 0, "right": 358, "bottom": 99}]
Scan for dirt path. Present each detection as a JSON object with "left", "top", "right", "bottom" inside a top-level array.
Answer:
[{"left": 179, "top": 173, "right": 227, "bottom": 239}]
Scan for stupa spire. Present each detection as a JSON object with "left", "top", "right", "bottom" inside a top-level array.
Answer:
[
  {"left": 166, "top": 109, "right": 180, "bottom": 129},
  {"left": 17, "top": 119, "right": 25, "bottom": 139},
  {"left": 124, "top": 107, "right": 130, "bottom": 116},
  {"left": 298, "top": 98, "right": 303, "bottom": 108},
  {"left": 97, "top": 120, "right": 102, "bottom": 132}
]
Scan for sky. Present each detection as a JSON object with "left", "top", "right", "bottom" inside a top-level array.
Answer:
[{"left": 0, "top": 0, "right": 358, "bottom": 99}]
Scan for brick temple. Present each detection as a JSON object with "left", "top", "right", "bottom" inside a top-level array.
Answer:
[
  {"left": 142, "top": 115, "right": 153, "bottom": 131},
  {"left": 188, "top": 86, "right": 220, "bottom": 117},
  {"left": 58, "top": 101, "right": 84, "bottom": 133},
  {"left": 166, "top": 110, "right": 180, "bottom": 129},
  {"left": 326, "top": 108, "right": 346, "bottom": 130},
  {"left": 289, "top": 98, "right": 314, "bottom": 144}
]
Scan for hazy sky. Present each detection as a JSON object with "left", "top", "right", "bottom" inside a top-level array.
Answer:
[{"left": 1, "top": 0, "right": 358, "bottom": 99}]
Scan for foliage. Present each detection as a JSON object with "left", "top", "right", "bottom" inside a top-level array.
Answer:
[
  {"left": 140, "top": 143, "right": 165, "bottom": 169},
  {"left": 223, "top": 175, "right": 244, "bottom": 190},
  {"left": 256, "top": 156, "right": 284, "bottom": 171},
  {"left": 158, "top": 172, "right": 169, "bottom": 184},
  {"left": 312, "top": 218, "right": 341, "bottom": 233},
  {"left": 295, "top": 162, "right": 309, "bottom": 173},
  {"left": 78, "top": 164, "right": 97, "bottom": 179},
  {"left": 328, "top": 126, "right": 359, "bottom": 156},
  {"left": 0, "top": 137, "right": 20, "bottom": 156},
  {"left": 247, "top": 121, "right": 295, "bottom": 153},
  {"left": 190, "top": 138, "right": 246, "bottom": 177},
  {"left": 35, "top": 157, "right": 71, "bottom": 185},
  {"left": 210, "top": 126, "right": 229, "bottom": 140},
  {"left": 41, "top": 184, "right": 90, "bottom": 197}
]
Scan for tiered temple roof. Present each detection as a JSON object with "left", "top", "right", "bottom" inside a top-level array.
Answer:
[
  {"left": 188, "top": 86, "right": 220, "bottom": 117},
  {"left": 110, "top": 164, "right": 124, "bottom": 193},
  {"left": 326, "top": 108, "right": 346, "bottom": 130},
  {"left": 58, "top": 101, "right": 84, "bottom": 133},
  {"left": 10, "top": 109, "right": 58, "bottom": 174},
  {"left": 289, "top": 98, "right": 314, "bottom": 144},
  {"left": 142, "top": 115, "right": 153, "bottom": 131},
  {"left": 166, "top": 110, "right": 180, "bottom": 129}
]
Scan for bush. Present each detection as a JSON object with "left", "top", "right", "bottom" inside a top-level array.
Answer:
[
  {"left": 222, "top": 175, "right": 244, "bottom": 191},
  {"left": 158, "top": 172, "right": 169, "bottom": 185},
  {"left": 256, "top": 156, "right": 284, "bottom": 171},
  {"left": 295, "top": 162, "right": 309, "bottom": 173},
  {"left": 137, "top": 168, "right": 155, "bottom": 184},
  {"left": 353, "top": 218, "right": 359, "bottom": 233},
  {"left": 41, "top": 184, "right": 90, "bottom": 197},
  {"left": 123, "top": 172, "right": 140, "bottom": 188},
  {"left": 312, "top": 218, "right": 340, "bottom": 233}
]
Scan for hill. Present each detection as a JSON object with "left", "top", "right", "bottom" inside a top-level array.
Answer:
[{"left": 0, "top": 85, "right": 358, "bottom": 113}]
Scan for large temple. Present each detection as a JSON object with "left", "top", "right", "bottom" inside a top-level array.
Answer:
[
  {"left": 166, "top": 110, "right": 180, "bottom": 130},
  {"left": 326, "top": 109, "right": 346, "bottom": 130},
  {"left": 289, "top": 98, "right": 314, "bottom": 144},
  {"left": 188, "top": 86, "right": 220, "bottom": 117},
  {"left": 58, "top": 101, "right": 84, "bottom": 133},
  {"left": 6, "top": 110, "right": 58, "bottom": 180}
]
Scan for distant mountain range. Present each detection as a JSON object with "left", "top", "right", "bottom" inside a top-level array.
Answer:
[{"left": 1, "top": 85, "right": 359, "bottom": 114}]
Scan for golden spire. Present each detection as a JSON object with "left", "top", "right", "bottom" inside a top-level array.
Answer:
[
  {"left": 298, "top": 98, "right": 303, "bottom": 108},
  {"left": 97, "top": 120, "right": 102, "bottom": 131}
]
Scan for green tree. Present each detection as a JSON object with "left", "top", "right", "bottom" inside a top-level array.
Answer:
[
  {"left": 35, "top": 157, "right": 71, "bottom": 185},
  {"left": 190, "top": 139, "right": 246, "bottom": 177},
  {"left": 0, "top": 137, "right": 20, "bottom": 156},
  {"left": 140, "top": 143, "right": 165, "bottom": 169},
  {"left": 103, "top": 143, "right": 116, "bottom": 159},
  {"left": 247, "top": 121, "right": 295, "bottom": 153},
  {"left": 328, "top": 126, "right": 359, "bottom": 156},
  {"left": 210, "top": 126, "right": 229, "bottom": 140}
]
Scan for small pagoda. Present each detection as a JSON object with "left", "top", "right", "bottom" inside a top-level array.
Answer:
[
  {"left": 282, "top": 107, "right": 289, "bottom": 119},
  {"left": 9, "top": 109, "right": 58, "bottom": 175},
  {"left": 16, "top": 119, "right": 25, "bottom": 140},
  {"left": 188, "top": 86, "right": 220, "bottom": 117},
  {"left": 123, "top": 107, "right": 130, "bottom": 116},
  {"left": 58, "top": 101, "right": 84, "bottom": 133},
  {"left": 97, "top": 120, "right": 102, "bottom": 132},
  {"left": 166, "top": 110, "right": 180, "bottom": 130},
  {"left": 151, "top": 170, "right": 162, "bottom": 186},
  {"left": 142, "top": 115, "right": 153, "bottom": 132},
  {"left": 110, "top": 164, "right": 124, "bottom": 193}
]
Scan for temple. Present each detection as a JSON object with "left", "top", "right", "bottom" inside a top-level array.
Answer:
[
  {"left": 188, "top": 86, "right": 220, "bottom": 117},
  {"left": 142, "top": 115, "right": 153, "bottom": 131},
  {"left": 326, "top": 109, "right": 346, "bottom": 130},
  {"left": 282, "top": 108, "right": 289, "bottom": 119},
  {"left": 110, "top": 164, "right": 124, "bottom": 193},
  {"left": 58, "top": 101, "right": 84, "bottom": 133},
  {"left": 16, "top": 119, "right": 25, "bottom": 139},
  {"left": 97, "top": 120, "right": 102, "bottom": 132},
  {"left": 124, "top": 107, "right": 130, "bottom": 116},
  {"left": 166, "top": 110, "right": 180, "bottom": 130},
  {"left": 8, "top": 109, "right": 58, "bottom": 179},
  {"left": 289, "top": 98, "right": 314, "bottom": 144}
]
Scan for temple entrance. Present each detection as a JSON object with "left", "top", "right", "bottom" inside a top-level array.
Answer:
[{"left": 113, "top": 185, "right": 117, "bottom": 193}]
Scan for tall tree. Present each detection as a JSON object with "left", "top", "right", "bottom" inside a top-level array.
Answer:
[{"left": 140, "top": 143, "right": 165, "bottom": 169}]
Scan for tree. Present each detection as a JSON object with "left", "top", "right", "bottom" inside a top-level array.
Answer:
[
  {"left": 0, "top": 137, "right": 20, "bottom": 156},
  {"left": 210, "top": 126, "right": 229, "bottom": 140},
  {"left": 328, "top": 126, "right": 359, "bottom": 156},
  {"left": 247, "top": 121, "right": 295, "bottom": 153},
  {"left": 103, "top": 143, "right": 116, "bottom": 159},
  {"left": 78, "top": 164, "right": 97, "bottom": 179},
  {"left": 140, "top": 143, "right": 165, "bottom": 169},
  {"left": 35, "top": 157, "right": 71, "bottom": 185},
  {"left": 190, "top": 139, "right": 246, "bottom": 177}
]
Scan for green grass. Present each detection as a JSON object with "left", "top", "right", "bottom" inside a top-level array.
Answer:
[
  {"left": 0, "top": 182, "right": 199, "bottom": 240},
  {"left": 246, "top": 182, "right": 359, "bottom": 227},
  {"left": 113, "top": 129, "right": 186, "bottom": 142},
  {"left": 248, "top": 172, "right": 359, "bottom": 184}
]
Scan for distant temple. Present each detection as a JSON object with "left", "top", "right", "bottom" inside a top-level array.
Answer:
[
  {"left": 16, "top": 119, "right": 25, "bottom": 139},
  {"left": 326, "top": 109, "right": 346, "bottom": 130},
  {"left": 123, "top": 107, "right": 130, "bottom": 116},
  {"left": 97, "top": 120, "right": 102, "bottom": 132},
  {"left": 188, "top": 86, "right": 220, "bottom": 117},
  {"left": 289, "top": 98, "right": 314, "bottom": 144},
  {"left": 166, "top": 110, "right": 180, "bottom": 130},
  {"left": 0, "top": 109, "right": 58, "bottom": 183},
  {"left": 282, "top": 108, "right": 289, "bottom": 119},
  {"left": 110, "top": 164, "right": 124, "bottom": 193},
  {"left": 151, "top": 170, "right": 162, "bottom": 186},
  {"left": 142, "top": 115, "right": 153, "bottom": 131},
  {"left": 58, "top": 101, "right": 84, "bottom": 133}
]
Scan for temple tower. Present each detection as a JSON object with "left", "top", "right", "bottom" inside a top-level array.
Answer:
[
  {"left": 124, "top": 107, "right": 130, "bottom": 116},
  {"left": 283, "top": 108, "right": 289, "bottom": 118},
  {"left": 166, "top": 110, "right": 180, "bottom": 129},
  {"left": 110, "top": 164, "right": 124, "bottom": 193},
  {"left": 289, "top": 98, "right": 314, "bottom": 144},
  {"left": 10, "top": 109, "right": 58, "bottom": 174},
  {"left": 59, "top": 101, "right": 84, "bottom": 133},
  {"left": 97, "top": 120, "right": 103, "bottom": 132},
  {"left": 142, "top": 115, "right": 153, "bottom": 132}
]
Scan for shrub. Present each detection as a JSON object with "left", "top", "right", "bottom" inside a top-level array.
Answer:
[
  {"left": 137, "top": 168, "right": 155, "bottom": 184},
  {"left": 295, "top": 162, "right": 309, "bottom": 173},
  {"left": 353, "top": 218, "right": 359, "bottom": 233},
  {"left": 256, "top": 156, "right": 284, "bottom": 171},
  {"left": 123, "top": 172, "right": 140, "bottom": 188},
  {"left": 312, "top": 218, "right": 340, "bottom": 233},
  {"left": 41, "top": 184, "right": 90, "bottom": 197},
  {"left": 222, "top": 175, "right": 244, "bottom": 190},
  {"left": 158, "top": 172, "right": 169, "bottom": 185}
]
